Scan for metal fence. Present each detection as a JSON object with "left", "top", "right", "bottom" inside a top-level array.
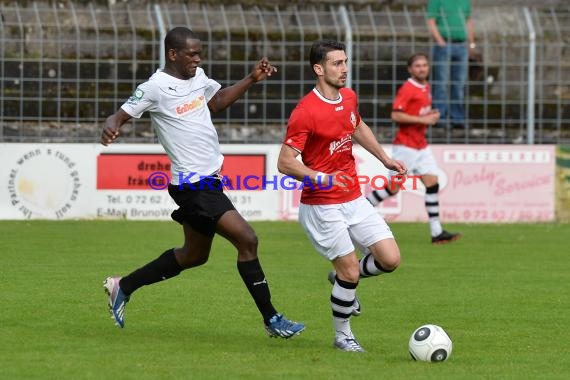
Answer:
[{"left": 0, "top": 2, "right": 569, "bottom": 144}]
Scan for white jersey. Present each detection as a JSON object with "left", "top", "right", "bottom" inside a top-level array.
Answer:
[{"left": 121, "top": 68, "right": 223, "bottom": 185}]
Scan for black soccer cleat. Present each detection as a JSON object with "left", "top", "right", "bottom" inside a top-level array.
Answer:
[{"left": 431, "top": 230, "right": 461, "bottom": 245}]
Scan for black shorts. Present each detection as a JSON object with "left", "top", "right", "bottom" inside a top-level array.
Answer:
[{"left": 168, "top": 178, "right": 235, "bottom": 237}]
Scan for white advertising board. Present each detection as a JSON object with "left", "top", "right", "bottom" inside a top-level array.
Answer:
[{"left": 0, "top": 143, "right": 555, "bottom": 222}]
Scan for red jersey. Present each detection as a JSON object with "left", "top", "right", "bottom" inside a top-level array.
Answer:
[
  {"left": 284, "top": 88, "right": 362, "bottom": 205},
  {"left": 392, "top": 78, "right": 432, "bottom": 149}
]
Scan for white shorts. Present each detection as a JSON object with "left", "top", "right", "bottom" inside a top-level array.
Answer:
[
  {"left": 298, "top": 196, "right": 394, "bottom": 261},
  {"left": 389, "top": 145, "right": 440, "bottom": 178}
]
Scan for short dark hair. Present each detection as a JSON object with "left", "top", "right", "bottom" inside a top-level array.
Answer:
[
  {"left": 407, "top": 53, "right": 429, "bottom": 67},
  {"left": 309, "top": 40, "right": 346, "bottom": 74},
  {"left": 165, "top": 27, "right": 200, "bottom": 53}
]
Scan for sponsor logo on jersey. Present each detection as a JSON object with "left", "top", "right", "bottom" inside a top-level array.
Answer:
[
  {"left": 329, "top": 134, "right": 352, "bottom": 155},
  {"left": 419, "top": 106, "right": 432, "bottom": 116},
  {"left": 176, "top": 96, "right": 205, "bottom": 115},
  {"left": 125, "top": 88, "right": 145, "bottom": 106}
]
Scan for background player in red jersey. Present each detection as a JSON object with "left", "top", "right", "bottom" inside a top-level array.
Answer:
[
  {"left": 366, "top": 53, "right": 461, "bottom": 244},
  {"left": 278, "top": 40, "right": 407, "bottom": 352}
]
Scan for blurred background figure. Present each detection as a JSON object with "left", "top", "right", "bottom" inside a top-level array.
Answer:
[{"left": 427, "top": 0, "right": 477, "bottom": 129}]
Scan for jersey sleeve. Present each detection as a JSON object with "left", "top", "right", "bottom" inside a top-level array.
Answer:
[
  {"left": 198, "top": 68, "right": 222, "bottom": 102},
  {"left": 426, "top": 0, "right": 440, "bottom": 19},
  {"left": 121, "top": 81, "right": 156, "bottom": 119},
  {"left": 392, "top": 84, "right": 412, "bottom": 113},
  {"left": 465, "top": 1, "right": 471, "bottom": 18},
  {"left": 284, "top": 106, "right": 312, "bottom": 153}
]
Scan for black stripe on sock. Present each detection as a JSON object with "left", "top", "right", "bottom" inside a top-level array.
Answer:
[
  {"left": 361, "top": 254, "right": 373, "bottom": 277},
  {"left": 428, "top": 212, "right": 440, "bottom": 217},
  {"left": 334, "top": 276, "right": 358, "bottom": 289},
  {"left": 374, "top": 260, "right": 395, "bottom": 274},
  {"left": 330, "top": 295, "right": 354, "bottom": 308},
  {"left": 333, "top": 310, "right": 353, "bottom": 319},
  {"left": 426, "top": 183, "right": 439, "bottom": 194},
  {"left": 372, "top": 190, "right": 384, "bottom": 202},
  {"left": 425, "top": 201, "right": 439, "bottom": 206}
]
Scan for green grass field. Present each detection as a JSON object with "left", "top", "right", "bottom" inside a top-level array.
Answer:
[{"left": 1, "top": 221, "right": 569, "bottom": 380}]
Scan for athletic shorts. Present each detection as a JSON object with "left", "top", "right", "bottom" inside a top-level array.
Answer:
[
  {"left": 298, "top": 196, "right": 394, "bottom": 261},
  {"left": 389, "top": 145, "right": 440, "bottom": 178},
  {"left": 168, "top": 178, "right": 235, "bottom": 237}
]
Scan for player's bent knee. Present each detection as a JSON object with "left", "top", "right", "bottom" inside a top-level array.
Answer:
[
  {"left": 239, "top": 230, "right": 258, "bottom": 252},
  {"left": 337, "top": 268, "right": 360, "bottom": 283},
  {"left": 333, "top": 252, "right": 360, "bottom": 283},
  {"left": 388, "top": 182, "right": 402, "bottom": 194},
  {"left": 382, "top": 255, "right": 401, "bottom": 272},
  {"left": 370, "top": 239, "right": 401, "bottom": 271},
  {"left": 375, "top": 249, "right": 401, "bottom": 272},
  {"left": 177, "top": 252, "right": 210, "bottom": 269},
  {"left": 347, "top": 267, "right": 361, "bottom": 282},
  {"left": 247, "top": 231, "right": 259, "bottom": 247}
]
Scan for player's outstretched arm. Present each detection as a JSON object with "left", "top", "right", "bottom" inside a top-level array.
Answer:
[
  {"left": 100, "top": 109, "right": 132, "bottom": 146},
  {"left": 391, "top": 109, "right": 440, "bottom": 125},
  {"left": 208, "top": 57, "right": 277, "bottom": 113},
  {"left": 353, "top": 120, "right": 407, "bottom": 175}
]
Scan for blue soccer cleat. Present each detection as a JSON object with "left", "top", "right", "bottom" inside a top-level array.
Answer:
[
  {"left": 265, "top": 313, "right": 305, "bottom": 339},
  {"left": 103, "top": 276, "right": 129, "bottom": 328}
]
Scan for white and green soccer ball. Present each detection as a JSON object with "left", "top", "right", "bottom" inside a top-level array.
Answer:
[{"left": 409, "top": 324, "right": 453, "bottom": 362}]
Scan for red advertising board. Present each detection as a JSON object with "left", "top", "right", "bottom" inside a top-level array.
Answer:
[{"left": 97, "top": 154, "right": 266, "bottom": 190}]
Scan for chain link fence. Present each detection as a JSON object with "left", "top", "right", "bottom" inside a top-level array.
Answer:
[{"left": 0, "top": 2, "right": 569, "bottom": 144}]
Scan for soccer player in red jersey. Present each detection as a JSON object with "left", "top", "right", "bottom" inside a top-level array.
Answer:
[
  {"left": 366, "top": 53, "right": 461, "bottom": 244},
  {"left": 278, "top": 40, "right": 407, "bottom": 352}
]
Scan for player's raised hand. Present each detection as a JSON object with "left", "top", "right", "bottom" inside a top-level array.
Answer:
[
  {"left": 100, "top": 109, "right": 132, "bottom": 146},
  {"left": 424, "top": 109, "right": 440, "bottom": 125},
  {"left": 384, "top": 159, "right": 408, "bottom": 176},
  {"left": 251, "top": 57, "right": 277, "bottom": 82},
  {"left": 101, "top": 125, "right": 119, "bottom": 146},
  {"left": 330, "top": 171, "right": 353, "bottom": 192}
]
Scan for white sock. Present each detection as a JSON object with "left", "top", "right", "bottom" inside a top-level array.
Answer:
[
  {"left": 359, "top": 253, "right": 387, "bottom": 277},
  {"left": 429, "top": 218, "right": 443, "bottom": 237},
  {"left": 425, "top": 192, "right": 442, "bottom": 237},
  {"left": 367, "top": 188, "right": 392, "bottom": 206},
  {"left": 331, "top": 279, "right": 357, "bottom": 338}
]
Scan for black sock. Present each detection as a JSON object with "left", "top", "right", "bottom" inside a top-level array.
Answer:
[
  {"left": 237, "top": 258, "right": 277, "bottom": 324},
  {"left": 119, "top": 248, "right": 182, "bottom": 296}
]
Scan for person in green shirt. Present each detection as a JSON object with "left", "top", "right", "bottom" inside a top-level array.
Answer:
[{"left": 426, "top": 0, "right": 476, "bottom": 129}]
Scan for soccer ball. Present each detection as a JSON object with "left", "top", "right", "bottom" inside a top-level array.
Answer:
[{"left": 408, "top": 324, "right": 453, "bottom": 362}]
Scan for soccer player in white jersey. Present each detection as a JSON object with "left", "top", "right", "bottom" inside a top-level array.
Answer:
[
  {"left": 100, "top": 27, "right": 304, "bottom": 339},
  {"left": 277, "top": 40, "right": 407, "bottom": 352}
]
